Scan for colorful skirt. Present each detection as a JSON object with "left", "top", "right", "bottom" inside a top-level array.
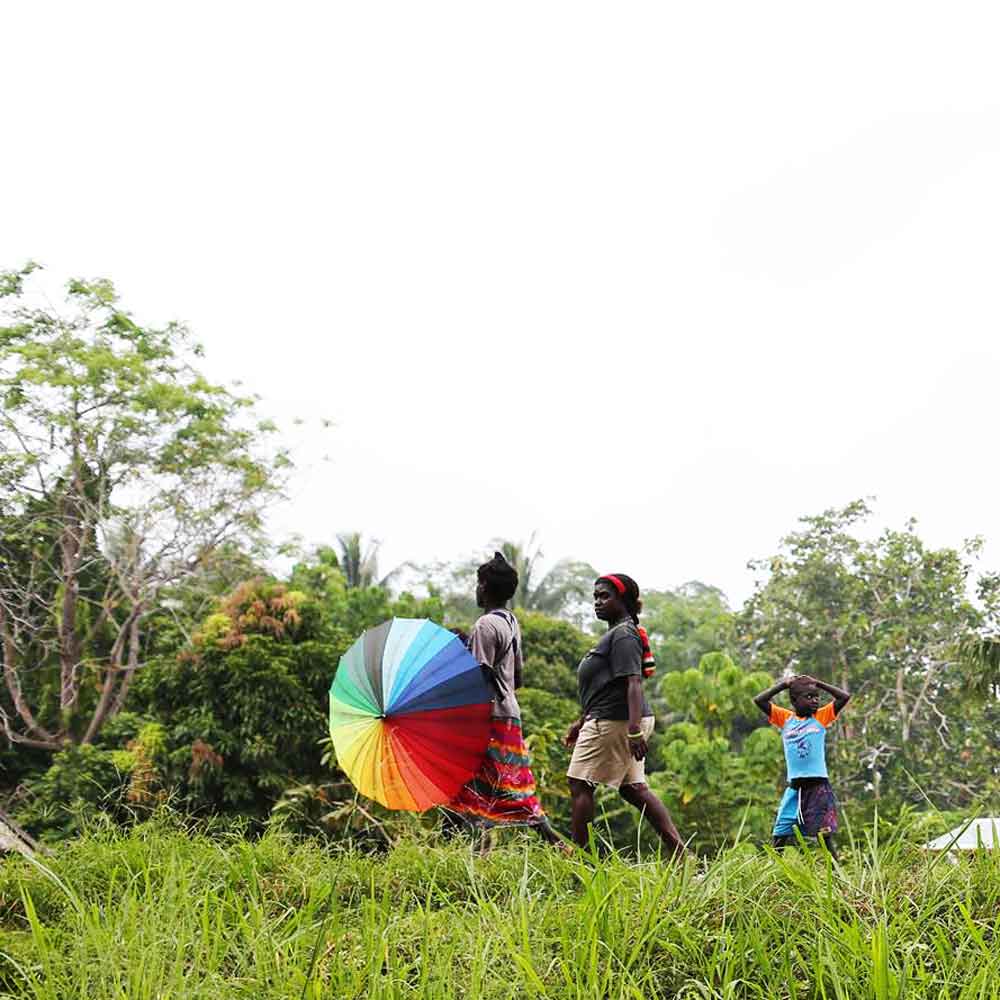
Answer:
[{"left": 446, "top": 718, "right": 547, "bottom": 829}]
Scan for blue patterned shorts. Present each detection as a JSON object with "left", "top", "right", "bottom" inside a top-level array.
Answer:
[{"left": 772, "top": 779, "right": 838, "bottom": 837}]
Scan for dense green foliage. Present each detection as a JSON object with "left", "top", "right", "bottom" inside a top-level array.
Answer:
[
  {"left": 0, "top": 264, "right": 285, "bottom": 752},
  {"left": 643, "top": 582, "right": 733, "bottom": 672},
  {"left": 3, "top": 265, "right": 1000, "bottom": 863},
  {"left": 737, "top": 501, "right": 1000, "bottom": 820},
  {"left": 2, "top": 817, "right": 1000, "bottom": 998},
  {"left": 651, "top": 653, "right": 780, "bottom": 851},
  {"left": 7, "top": 502, "right": 1000, "bottom": 850}
]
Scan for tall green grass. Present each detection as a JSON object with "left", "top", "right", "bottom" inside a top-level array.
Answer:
[{"left": 1, "top": 816, "right": 999, "bottom": 998}]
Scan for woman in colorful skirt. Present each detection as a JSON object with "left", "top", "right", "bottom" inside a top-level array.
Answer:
[{"left": 446, "top": 552, "right": 563, "bottom": 846}]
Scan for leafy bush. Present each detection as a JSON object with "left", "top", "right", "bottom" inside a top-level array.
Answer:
[
  {"left": 516, "top": 687, "right": 580, "bottom": 827},
  {"left": 14, "top": 745, "right": 134, "bottom": 840},
  {"left": 651, "top": 652, "right": 781, "bottom": 851},
  {"left": 517, "top": 611, "right": 590, "bottom": 700},
  {"left": 14, "top": 722, "right": 170, "bottom": 840},
  {"left": 128, "top": 576, "right": 447, "bottom": 824},
  {"left": 136, "top": 635, "right": 330, "bottom": 819}
]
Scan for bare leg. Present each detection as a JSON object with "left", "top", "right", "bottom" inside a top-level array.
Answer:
[
  {"left": 533, "top": 817, "right": 564, "bottom": 845},
  {"left": 569, "top": 777, "right": 597, "bottom": 847},
  {"left": 439, "top": 808, "right": 468, "bottom": 841},
  {"left": 772, "top": 830, "right": 838, "bottom": 863},
  {"left": 818, "top": 832, "right": 839, "bottom": 862},
  {"left": 619, "top": 782, "right": 686, "bottom": 859}
]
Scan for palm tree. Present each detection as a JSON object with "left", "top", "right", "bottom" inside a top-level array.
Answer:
[
  {"left": 335, "top": 532, "right": 402, "bottom": 590},
  {"left": 493, "top": 534, "right": 596, "bottom": 621},
  {"left": 494, "top": 535, "right": 542, "bottom": 610},
  {"left": 408, "top": 536, "right": 595, "bottom": 624},
  {"left": 959, "top": 635, "right": 1000, "bottom": 697}
]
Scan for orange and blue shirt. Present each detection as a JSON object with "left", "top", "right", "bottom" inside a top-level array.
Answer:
[{"left": 769, "top": 702, "right": 838, "bottom": 782}]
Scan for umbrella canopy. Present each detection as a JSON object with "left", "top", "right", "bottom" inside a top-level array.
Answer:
[
  {"left": 329, "top": 618, "right": 493, "bottom": 811},
  {"left": 924, "top": 819, "right": 1000, "bottom": 851}
]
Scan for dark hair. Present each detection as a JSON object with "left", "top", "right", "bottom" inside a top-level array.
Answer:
[
  {"left": 478, "top": 551, "right": 518, "bottom": 603},
  {"left": 596, "top": 573, "right": 655, "bottom": 677},
  {"left": 597, "top": 573, "right": 642, "bottom": 622},
  {"left": 788, "top": 675, "right": 818, "bottom": 699}
]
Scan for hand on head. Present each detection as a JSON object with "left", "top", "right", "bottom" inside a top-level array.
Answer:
[{"left": 788, "top": 674, "right": 822, "bottom": 715}]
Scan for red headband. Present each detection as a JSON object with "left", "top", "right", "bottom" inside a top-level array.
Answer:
[{"left": 599, "top": 574, "right": 655, "bottom": 677}]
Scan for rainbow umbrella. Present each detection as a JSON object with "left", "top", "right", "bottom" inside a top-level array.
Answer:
[{"left": 329, "top": 618, "right": 493, "bottom": 811}]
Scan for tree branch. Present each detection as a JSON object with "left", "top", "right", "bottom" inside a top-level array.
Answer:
[
  {"left": 0, "top": 602, "right": 60, "bottom": 744},
  {"left": 82, "top": 606, "right": 140, "bottom": 744},
  {"left": 108, "top": 612, "right": 142, "bottom": 721}
]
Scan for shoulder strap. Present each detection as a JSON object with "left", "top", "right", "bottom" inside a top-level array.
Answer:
[{"left": 486, "top": 609, "right": 518, "bottom": 664}]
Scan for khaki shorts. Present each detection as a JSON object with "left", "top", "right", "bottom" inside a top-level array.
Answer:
[{"left": 566, "top": 716, "right": 655, "bottom": 789}]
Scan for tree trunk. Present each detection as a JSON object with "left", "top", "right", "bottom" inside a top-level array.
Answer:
[
  {"left": 109, "top": 614, "right": 142, "bottom": 719},
  {"left": 837, "top": 643, "right": 855, "bottom": 742},
  {"left": 0, "top": 603, "right": 61, "bottom": 748},
  {"left": 58, "top": 472, "right": 85, "bottom": 716},
  {"left": 82, "top": 607, "right": 138, "bottom": 744},
  {"left": 896, "top": 667, "right": 910, "bottom": 743}
]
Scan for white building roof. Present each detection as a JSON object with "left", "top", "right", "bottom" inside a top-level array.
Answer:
[{"left": 924, "top": 819, "right": 1000, "bottom": 851}]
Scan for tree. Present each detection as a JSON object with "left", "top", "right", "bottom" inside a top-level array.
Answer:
[
  {"left": 650, "top": 652, "right": 780, "bottom": 851},
  {"left": 640, "top": 582, "right": 733, "bottom": 673},
  {"left": 0, "top": 263, "right": 287, "bottom": 750},
  {"left": 288, "top": 545, "right": 347, "bottom": 599},
  {"left": 517, "top": 610, "right": 592, "bottom": 699},
  {"left": 496, "top": 535, "right": 597, "bottom": 622},
  {"left": 335, "top": 533, "right": 400, "bottom": 589},
  {"left": 958, "top": 630, "right": 1000, "bottom": 697},
  {"left": 289, "top": 545, "right": 442, "bottom": 638},
  {"left": 134, "top": 579, "right": 333, "bottom": 818},
  {"left": 417, "top": 535, "right": 597, "bottom": 625},
  {"left": 736, "top": 500, "right": 1000, "bottom": 814}
]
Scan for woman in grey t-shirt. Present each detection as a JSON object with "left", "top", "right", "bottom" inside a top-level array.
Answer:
[{"left": 564, "top": 573, "right": 686, "bottom": 856}]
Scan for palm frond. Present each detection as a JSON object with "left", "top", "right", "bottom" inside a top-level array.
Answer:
[{"left": 958, "top": 635, "right": 1000, "bottom": 696}]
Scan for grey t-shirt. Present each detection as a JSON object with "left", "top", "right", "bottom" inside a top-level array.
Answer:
[
  {"left": 469, "top": 609, "right": 522, "bottom": 720},
  {"left": 577, "top": 621, "right": 652, "bottom": 721}
]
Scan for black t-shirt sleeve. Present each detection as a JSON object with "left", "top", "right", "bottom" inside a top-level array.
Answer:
[{"left": 608, "top": 630, "right": 643, "bottom": 680}]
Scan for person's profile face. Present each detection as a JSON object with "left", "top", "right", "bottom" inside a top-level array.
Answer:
[
  {"left": 475, "top": 575, "right": 487, "bottom": 609},
  {"left": 593, "top": 581, "right": 623, "bottom": 622}
]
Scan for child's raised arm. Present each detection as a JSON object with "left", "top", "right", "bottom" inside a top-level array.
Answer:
[
  {"left": 815, "top": 677, "right": 850, "bottom": 714},
  {"left": 752, "top": 677, "right": 790, "bottom": 718}
]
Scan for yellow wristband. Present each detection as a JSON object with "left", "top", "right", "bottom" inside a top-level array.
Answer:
[{"left": 626, "top": 730, "right": 644, "bottom": 740}]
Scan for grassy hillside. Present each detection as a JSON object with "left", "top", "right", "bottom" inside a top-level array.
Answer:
[{"left": 1, "top": 818, "right": 999, "bottom": 999}]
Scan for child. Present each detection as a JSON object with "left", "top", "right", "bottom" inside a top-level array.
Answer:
[{"left": 752, "top": 673, "right": 850, "bottom": 858}]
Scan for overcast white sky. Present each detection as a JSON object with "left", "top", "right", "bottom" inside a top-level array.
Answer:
[{"left": 3, "top": 2, "right": 999, "bottom": 606}]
